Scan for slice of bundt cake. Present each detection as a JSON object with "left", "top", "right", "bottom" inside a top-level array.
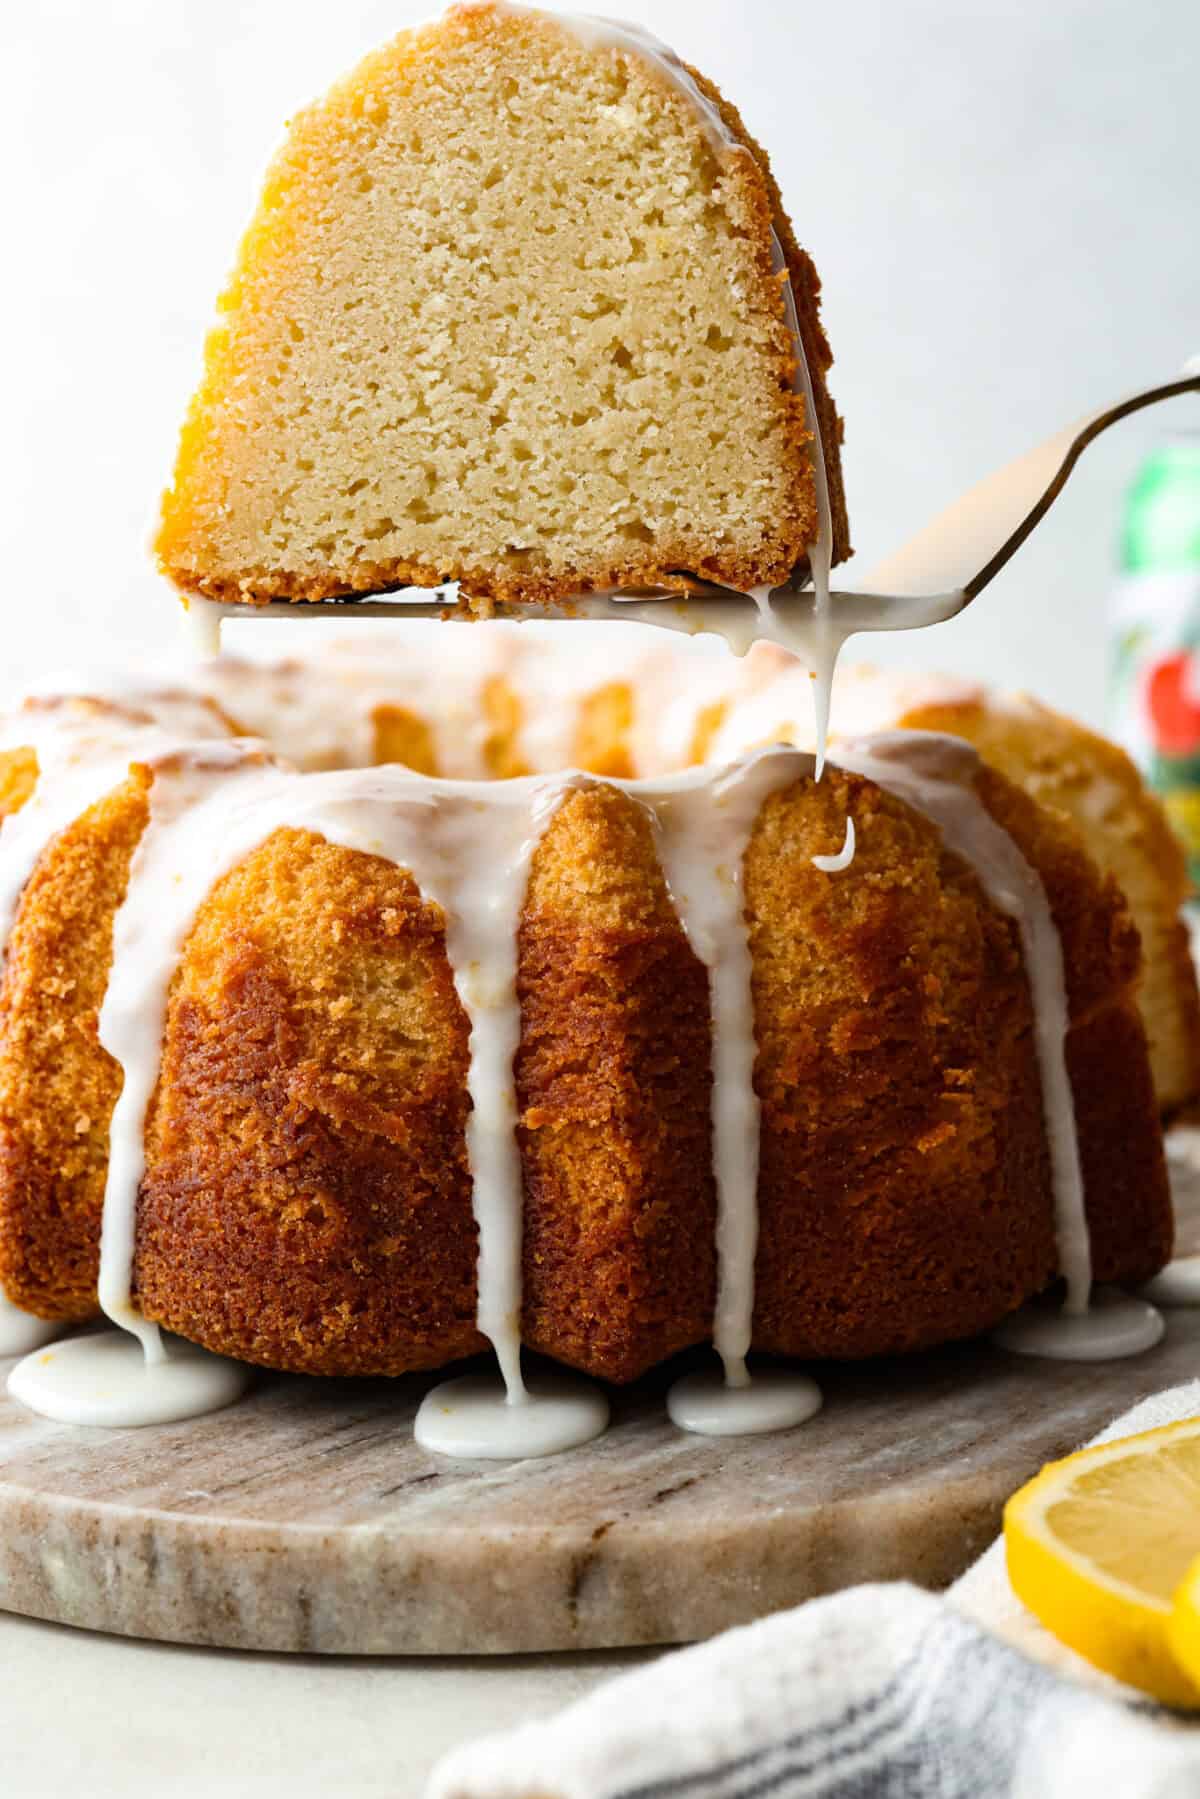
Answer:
[{"left": 155, "top": 3, "right": 848, "bottom": 612}]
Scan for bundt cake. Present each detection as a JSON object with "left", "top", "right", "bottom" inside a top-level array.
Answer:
[
  {"left": 0, "top": 630, "right": 1179, "bottom": 1410},
  {"left": 155, "top": 3, "right": 848, "bottom": 614}
]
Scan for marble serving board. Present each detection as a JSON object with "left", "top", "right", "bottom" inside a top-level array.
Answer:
[{"left": 1, "top": 1140, "right": 1198, "bottom": 1657}]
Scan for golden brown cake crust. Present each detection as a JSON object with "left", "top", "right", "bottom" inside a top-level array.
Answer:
[
  {"left": 135, "top": 827, "right": 484, "bottom": 1375},
  {"left": 901, "top": 693, "right": 1200, "bottom": 1117},
  {"left": 516, "top": 787, "right": 717, "bottom": 1379},
  {"left": 0, "top": 762, "right": 150, "bottom": 1320},
  {"left": 747, "top": 765, "right": 1169, "bottom": 1361}
]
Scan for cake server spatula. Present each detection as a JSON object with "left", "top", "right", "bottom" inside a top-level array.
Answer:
[{"left": 185, "top": 370, "right": 1199, "bottom": 657}]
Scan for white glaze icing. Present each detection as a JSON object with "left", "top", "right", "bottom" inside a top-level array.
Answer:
[
  {"left": 652, "top": 750, "right": 814, "bottom": 1390},
  {"left": 0, "top": 1296, "right": 60, "bottom": 1357},
  {"left": 0, "top": 700, "right": 224, "bottom": 947},
  {"left": 420, "top": 777, "right": 576, "bottom": 1399},
  {"left": 992, "top": 1289, "right": 1164, "bottom": 1362},
  {"left": 811, "top": 815, "right": 856, "bottom": 873},
  {"left": 97, "top": 744, "right": 282, "bottom": 1363},
  {"left": 6, "top": 1330, "right": 249, "bottom": 1427},
  {"left": 1140, "top": 1259, "right": 1200, "bottom": 1308},
  {"left": 94, "top": 747, "right": 809, "bottom": 1440},
  {"left": 414, "top": 1371, "right": 609, "bottom": 1459},
  {"left": 192, "top": 625, "right": 732, "bottom": 779},
  {"left": 667, "top": 1366, "right": 822, "bottom": 1437},
  {"left": 3, "top": 640, "right": 823, "bottom": 1442},
  {"left": 19, "top": 671, "right": 231, "bottom": 736},
  {"left": 3, "top": 627, "right": 1142, "bottom": 1444},
  {"left": 182, "top": 601, "right": 223, "bottom": 660},
  {"left": 1166, "top": 1123, "right": 1200, "bottom": 1166},
  {"left": 183, "top": 627, "right": 988, "bottom": 789},
  {"left": 556, "top": 12, "right": 735, "bottom": 153},
  {"left": 772, "top": 242, "right": 835, "bottom": 774}
]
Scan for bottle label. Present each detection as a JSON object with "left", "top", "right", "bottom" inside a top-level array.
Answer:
[{"left": 1111, "top": 570, "right": 1200, "bottom": 889}]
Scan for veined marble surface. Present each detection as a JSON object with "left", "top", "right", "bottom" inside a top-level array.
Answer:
[{"left": 1, "top": 1138, "right": 1197, "bottom": 1658}]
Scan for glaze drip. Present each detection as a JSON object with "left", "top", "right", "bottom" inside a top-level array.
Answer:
[
  {"left": 811, "top": 815, "right": 856, "bottom": 873},
  {"left": 98, "top": 744, "right": 284, "bottom": 1362},
  {"left": 992, "top": 1290, "right": 1164, "bottom": 1363},
  {"left": 652, "top": 751, "right": 812, "bottom": 1389},
  {"left": 1142, "top": 1259, "right": 1200, "bottom": 1307},
  {"left": 93, "top": 748, "right": 585, "bottom": 1413},
  {"left": 0, "top": 699, "right": 228, "bottom": 947},
  {"left": 667, "top": 1366, "right": 823, "bottom": 1438},
  {"left": 430, "top": 780, "right": 578, "bottom": 1400},
  {"left": 8, "top": 1330, "right": 249, "bottom": 1427},
  {"left": 414, "top": 1371, "right": 609, "bottom": 1460},
  {"left": 0, "top": 1296, "right": 60, "bottom": 1358}
]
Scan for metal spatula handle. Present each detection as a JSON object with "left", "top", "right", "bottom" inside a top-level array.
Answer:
[{"left": 861, "top": 373, "right": 1200, "bottom": 610}]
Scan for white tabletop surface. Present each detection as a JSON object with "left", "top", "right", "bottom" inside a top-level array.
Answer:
[{"left": 0, "top": 1603, "right": 651, "bottom": 1796}]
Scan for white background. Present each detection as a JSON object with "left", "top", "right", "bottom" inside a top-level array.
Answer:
[
  {"left": 0, "top": 9, "right": 1196, "bottom": 1787},
  {"left": 2, "top": 0, "right": 1197, "bottom": 721}
]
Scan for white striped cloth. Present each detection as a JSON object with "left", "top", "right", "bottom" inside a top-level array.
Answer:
[{"left": 427, "top": 1382, "right": 1200, "bottom": 1799}]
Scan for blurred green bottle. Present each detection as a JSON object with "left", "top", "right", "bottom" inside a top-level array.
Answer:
[{"left": 1110, "top": 433, "right": 1200, "bottom": 893}]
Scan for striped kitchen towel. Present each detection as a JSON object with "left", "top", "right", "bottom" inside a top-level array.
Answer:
[{"left": 426, "top": 1382, "right": 1200, "bottom": 1799}]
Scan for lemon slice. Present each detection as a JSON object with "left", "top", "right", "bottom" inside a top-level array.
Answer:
[
  {"left": 1169, "top": 1557, "right": 1200, "bottom": 1692},
  {"left": 1004, "top": 1416, "right": 1200, "bottom": 1707}
]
